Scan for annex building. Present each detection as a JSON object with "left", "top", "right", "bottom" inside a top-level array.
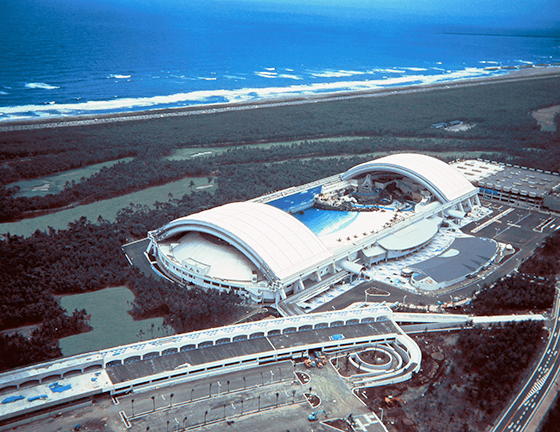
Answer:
[
  {"left": 452, "top": 159, "right": 560, "bottom": 210},
  {"left": 146, "top": 153, "right": 492, "bottom": 303}
]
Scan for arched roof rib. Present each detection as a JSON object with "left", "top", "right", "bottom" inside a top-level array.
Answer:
[
  {"left": 341, "top": 153, "right": 476, "bottom": 203},
  {"left": 158, "top": 202, "right": 334, "bottom": 281}
]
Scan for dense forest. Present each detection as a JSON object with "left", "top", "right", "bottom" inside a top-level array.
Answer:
[
  {"left": 0, "top": 308, "right": 91, "bottom": 371},
  {"left": 366, "top": 321, "right": 545, "bottom": 432},
  {"left": 519, "top": 229, "right": 560, "bottom": 276},
  {"left": 0, "top": 157, "right": 360, "bottom": 372},
  {"left": 467, "top": 276, "right": 555, "bottom": 315},
  {"left": 465, "top": 229, "right": 560, "bottom": 315},
  {"left": 1, "top": 74, "right": 559, "bottom": 222},
  {"left": 540, "top": 392, "right": 560, "bottom": 432},
  {"left": 0, "top": 74, "right": 559, "bottom": 372},
  {"left": 0, "top": 136, "right": 503, "bottom": 222},
  {"left": 456, "top": 321, "right": 545, "bottom": 415},
  {"left": 128, "top": 271, "right": 242, "bottom": 333}
]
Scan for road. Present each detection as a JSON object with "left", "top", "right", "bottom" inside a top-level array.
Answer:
[
  {"left": 122, "top": 238, "right": 155, "bottom": 278},
  {"left": 122, "top": 202, "right": 560, "bottom": 431},
  {"left": 492, "top": 285, "right": 560, "bottom": 432}
]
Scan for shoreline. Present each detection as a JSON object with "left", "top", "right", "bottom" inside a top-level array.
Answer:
[{"left": 1, "top": 66, "right": 559, "bottom": 133}]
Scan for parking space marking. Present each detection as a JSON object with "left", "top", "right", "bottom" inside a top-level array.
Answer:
[{"left": 472, "top": 208, "right": 514, "bottom": 233}]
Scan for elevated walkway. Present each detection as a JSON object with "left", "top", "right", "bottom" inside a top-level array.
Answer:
[
  {"left": 0, "top": 306, "right": 415, "bottom": 424},
  {"left": 394, "top": 312, "right": 545, "bottom": 333},
  {"left": 277, "top": 271, "right": 350, "bottom": 316}
]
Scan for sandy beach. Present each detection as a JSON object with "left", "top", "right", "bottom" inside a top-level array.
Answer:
[{"left": 1, "top": 66, "right": 559, "bottom": 133}]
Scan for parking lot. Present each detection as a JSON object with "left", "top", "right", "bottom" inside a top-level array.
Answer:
[
  {"left": 464, "top": 201, "right": 557, "bottom": 247},
  {"left": 16, "top": 360, "right": 384, "bottom": 432}
]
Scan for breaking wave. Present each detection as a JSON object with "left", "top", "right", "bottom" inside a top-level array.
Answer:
[
  {"left": 25, "top": 83, "right": 60, "bottom": 90},
  {"left": 0, "top": 66, "right": 508, "bottom": 122}
]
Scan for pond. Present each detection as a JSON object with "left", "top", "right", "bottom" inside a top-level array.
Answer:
[
  {"left": 0, "top": 176, "right": 213, "bottom": 237},
  {"left": 8, "top": 157, "right": 135, "bottom": 198},
  {"left": 59, "top": 286, "right": 172, "bottom": 357}
]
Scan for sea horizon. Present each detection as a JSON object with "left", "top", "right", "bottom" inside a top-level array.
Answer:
[{"left": 1, "top": 0, "right": 559, "bottom": 124}]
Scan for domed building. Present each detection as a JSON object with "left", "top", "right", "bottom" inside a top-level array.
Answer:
[{"left": 146, "top": 153, "right": 485, "bottom": 303}]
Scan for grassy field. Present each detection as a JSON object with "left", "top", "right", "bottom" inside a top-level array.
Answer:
[{"left": 164, "top": 136, "right": 367, "bottom": 160}]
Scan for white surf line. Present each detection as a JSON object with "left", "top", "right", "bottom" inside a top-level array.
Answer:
[
  {"left": 2, "top": 70, "right": 559, "bottom": 133},
  {"left": 471, "top": 207, "right": 514, "bottom": 234}
]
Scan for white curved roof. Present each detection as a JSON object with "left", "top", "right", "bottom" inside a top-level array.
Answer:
[
  {"left": 342, "top": 153, "right": 476, "bottom": 202},
  {"left": 172, "top": 232, "right": 257, "bottom": 282},
  {"left": 378, "top": 217, "right": 442, "bottom": 251},
  {"left": 160, "top": 202, "right": 334, "bottom": 281}
]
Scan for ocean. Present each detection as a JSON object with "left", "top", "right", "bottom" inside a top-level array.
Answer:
[{"left": 1, "top": 0, "right": 559, "bottom": 123}]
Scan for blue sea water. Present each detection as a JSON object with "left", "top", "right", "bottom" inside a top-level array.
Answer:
[{"left": 1, "top": 0, "right": 559, "bottom": 122}]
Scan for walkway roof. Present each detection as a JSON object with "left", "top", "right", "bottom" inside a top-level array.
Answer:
[{"left": 378, "top": 217, "right": 442, "bottom": 251}]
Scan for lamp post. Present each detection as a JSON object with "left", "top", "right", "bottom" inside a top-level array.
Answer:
[
  {"left": 151, "top": 395, "right": 155, "bottom": 412},
  {"left": 379, "top": 407, "right": 384, "bottom": 422},
  {"left": 131, "top": 399, "right": 134, "bottom": 417},
  {"left": 170, "top": 393, "right": 174, "bottom": 408}
]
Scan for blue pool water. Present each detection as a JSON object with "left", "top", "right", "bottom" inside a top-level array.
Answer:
[
  {"left": 267, "top": 186, "right": 322, "bottom": 213},
  {"left": 293, "top": 208, "right": 359, "bottom": 237}
]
